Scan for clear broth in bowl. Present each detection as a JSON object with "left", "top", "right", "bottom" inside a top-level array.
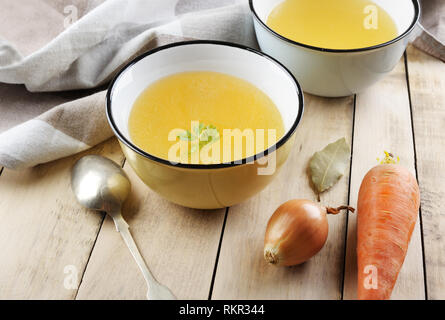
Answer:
[
  {"left": 128, "top": 71, "right": 285, "bottom": 164},
  {"left": 266, "top": 0, "right": 398, "bottom": 50}
]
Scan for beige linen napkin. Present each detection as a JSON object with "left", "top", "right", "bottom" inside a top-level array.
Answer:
[
  {"left": 0, "top": 0, "right": 443, "bottom": 169},
  {"left": 414, "top": 0, "right": 445, "bottom": 61}
]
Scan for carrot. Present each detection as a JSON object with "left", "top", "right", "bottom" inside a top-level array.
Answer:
[{"left": 357, "top": 154, "right": 420, "bottom": 300}]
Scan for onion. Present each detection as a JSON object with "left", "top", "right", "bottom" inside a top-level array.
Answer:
[{"left": 264, "top": 199, "right": 354, "bottom": 266}]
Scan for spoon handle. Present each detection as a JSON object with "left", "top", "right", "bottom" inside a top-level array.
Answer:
[
  {"left": 112, "top": 215, "right": 157, "bottom": 284},
  {"left": 111, "top": 212, "right": 176, "bottom": 299},
  {"left": 114, "top": 219, "right": 156, "bottom": 282}
]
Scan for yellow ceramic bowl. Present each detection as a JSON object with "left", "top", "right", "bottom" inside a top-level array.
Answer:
[{"left": 106, "top": 41, "right": 303, "bottom": 209}]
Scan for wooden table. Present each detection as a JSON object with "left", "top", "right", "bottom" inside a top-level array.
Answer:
[{"left": 0, "top": 46, "right": 443, "bottom": 300}]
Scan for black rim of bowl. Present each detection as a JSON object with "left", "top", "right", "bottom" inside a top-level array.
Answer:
[
  {"left": 106, "top": 40, "right": 304, "bottom": 170},
  {"left": 249, "top": 0, "right": 420, "bottom": 53}
]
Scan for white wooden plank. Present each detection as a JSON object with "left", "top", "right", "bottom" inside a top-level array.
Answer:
[
  {"left": 0, "top": 139, "right": 124, "bottom": 299},
  {"left": 406, "top": 45, "right": 445, "bottom": 299}
]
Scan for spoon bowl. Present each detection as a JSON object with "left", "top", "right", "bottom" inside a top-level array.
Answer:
[{"left": 71, "top": 155, "right": 130, "bottom": 213}]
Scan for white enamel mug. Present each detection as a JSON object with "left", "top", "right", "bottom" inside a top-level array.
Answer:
[{"left": 250, "top": 0, "right": 421, "bottom": 97}]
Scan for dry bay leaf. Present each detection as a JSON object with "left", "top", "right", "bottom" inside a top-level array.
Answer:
[{"left": 309, "top": 137, "right": 350, "bottom": 194}]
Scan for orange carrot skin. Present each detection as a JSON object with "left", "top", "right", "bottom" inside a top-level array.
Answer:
[{"left": 357, "top": 164, "right": 420, "bottom": 300}]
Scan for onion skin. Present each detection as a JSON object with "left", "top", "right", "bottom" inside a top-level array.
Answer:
[{"left": 264, "top": 199, "right": 329, "bottom": 266}]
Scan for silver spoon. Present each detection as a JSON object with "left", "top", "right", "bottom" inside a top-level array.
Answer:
[{"left": 71, "top": 155, "right": 176, "bottom": 300}]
